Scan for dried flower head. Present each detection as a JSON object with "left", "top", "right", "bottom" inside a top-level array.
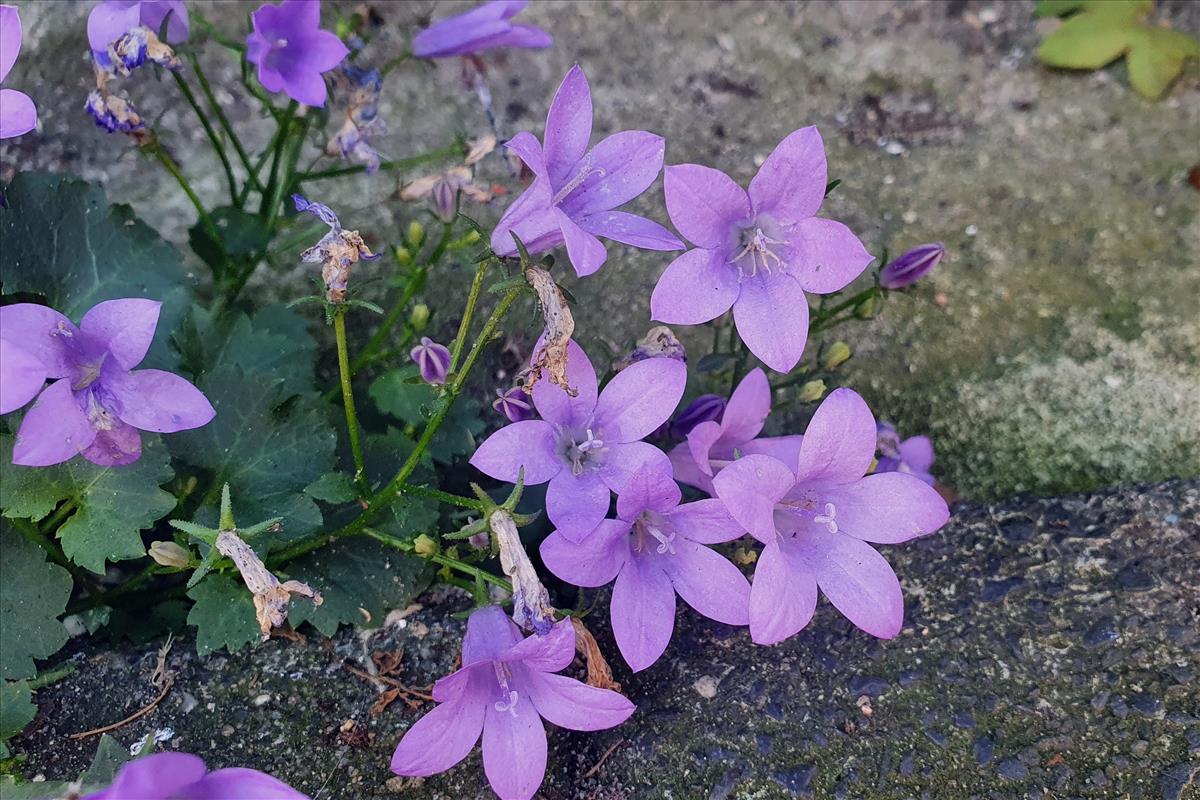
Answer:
[{"left": 292, "top": 194, "right": 379, "bottom": 303}]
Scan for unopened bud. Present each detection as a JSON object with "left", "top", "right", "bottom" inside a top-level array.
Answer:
[
  {"left": 393, "top": 245, "right": 413, "bottom": 266},
  {"left": 462, "top": 229, "right": 481, "bottom": 245},
  {"left": 822, "top": 342, "right": 852, "bottom": 371},
  {"left": 413, "top": 534, "right": 438, "bottom": 557},
  {"left": 880, "top": 242, "right": 945, "bottom": 289},
  {"left": 431, "top": 179, "right": 457, "bottom": 223},
  {"left": 406, "top": 220, "right": 425, "bottom": 249},
  {"left": 148, "top": 541, "right": 191, "bottom": 568},
  {"left": 797, "top": 379, "right": 826, "bottom": 403},
  {"left": 732, "top": 546, "right": 758, "bottom": 566},
  {"left": 410, "top": 337, "right": 451, "bottom": 385},
  {"left": 855, "top": 293, "right": 882, "bottom": 319},
  {"left": 410, "top": 303, "right": 430, "bottom": 332}
]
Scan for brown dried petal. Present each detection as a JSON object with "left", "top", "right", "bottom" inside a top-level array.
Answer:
[{"left": 523, "top": 266, "right": 576, "bottom": 397}]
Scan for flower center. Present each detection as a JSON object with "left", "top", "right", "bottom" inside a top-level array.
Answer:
[
  {"left": 778, "top": 497, "right": 841, "bottom": 535},
  {"left": 83, "top": 392, "right": 117, "bottom": 431},
  {"left": 562, "top": 427, "right": 606, "bottom": 476},
  {"left": 274, "top": 37, "right": 288, "bottom": 49},
  {"left": 551, "top": 155, "right": 606, "bottom": 207},
  {"left": 731, "top": 226, "right": 787, "bottom": 280},
  {"left": 633, "top": 514, "right": 676, "bottom": 555},
  {"left": 72, "top": 354, "right": 107, "bottom": 391},
  {"left": 492, "top": 662, "right": 521, "bottom": 717}
]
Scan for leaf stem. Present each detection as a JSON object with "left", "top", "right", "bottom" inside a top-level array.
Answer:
[
  {"left": 396, "top": 483, "right": 486, "bottom": 511},
  {"left": 448, "top": 256, "right": 489, "bottom": 375},
  {"left": 362, "top": 527, "right": 510, "bottom": 591},
  {"left": 334, "top": 306, "right": 370, "bottom": 497},
  {"left": 171, "top": 70, "right": 238, "bottom": 206},
  {"left": 150, "top": 143, "right": 221, "bottom": 248},
  {"left": 295, "top": 142, "right": 462, "bottom": 182},
  {"left": 188, "top": 52, "right": 263, "bottom": 195}
]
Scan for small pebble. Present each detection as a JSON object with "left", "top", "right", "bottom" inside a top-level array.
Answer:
[
  {"left": 253, "top": 693, "right": 271, "bottom": 707},
  {"left": 693, "top": 675, "right": 718, "bottom": 699},
  {"left": 997, "top": 758, "right": 1028, "bottom": 780}
]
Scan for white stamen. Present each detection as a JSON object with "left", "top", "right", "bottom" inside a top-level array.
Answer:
[
  {"left": 647, "top": 524, "right": 676, "bottom": 555},
  {"left": 813, "top": 502, "right": 839, "bottom": 534},
  {"left": 494, "top": 690, "right": 520, "bottom": 717},
  {"left": 551, "top": 156, "right": 607, "bottom": 206},
  {"left": 733, "top": 227, "right": 787, "bottom": 280}
]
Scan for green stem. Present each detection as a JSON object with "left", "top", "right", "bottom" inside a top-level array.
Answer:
[
  {"left": 64, "top": 563, "right": 164, "bottom": 616},
  {"left": 397, "top": 483, "right": 486, "bottom": 511},
  {"left": 189, "top": 53, "right": 263, "bottom": 195},
  {"left": 259, "top": 101, "right": 297, "bottom": 219},
  {"left": 362, "top": 527, "right": 511, "bottom": 591},
  {"left": 296, "top": 142, "right": 462, "bottom": 182},
  {"left": 448, "top": 257, "right": 488, "bottom": 375},
  {"left": 809, "top": 286, "right": 879, "bottom": 331},
  {"left": 334, "top": 307, "right": 370, "bottom": 497},
  {"left": 171, "top": 70, "right": 238, "bottom": 207},
  {"left": 379, "top": 51, "right": 412, "bottom": 78},
  {"left": 150, "top": 143, "right": 220, "bottom": 247},
  {"left": 39, "top": 498, "right": 78, "bottom": 535},
  {"left": 27, "top": 663, "right": 77, "bottom": 691}
]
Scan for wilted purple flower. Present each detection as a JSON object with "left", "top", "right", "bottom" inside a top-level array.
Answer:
[
  {"left": 410, "top": 337, "right": 451, "bottom": 385},
  {"left": 471, "top": 338, "right": 685, "bottom": 541},
  {"left": 84, "top": 88, "right": 145, "bottom": 134},
  {"left": 712, "top": 388, "right": 949, "bottom": 645},
  {"left": 668, "top": 368, "right": 802, "bottom": 495},
  {"left": 401, "top": 135, "right": 497, "bottom": 222},
  {"left": 87, "top": 0, "right": 189, "bottom": 67},
  {"left": 492, "top": 386, "right": 533, "bottom": 422},
  {"left": 246, "top": 0, "right": 349, "bottom": 107},
  {"left": 390, "top": 606, "right": 633, "bottom": 800},
  {"left": 0, "top": 5, "right": 37, "bottom": 139},
  {"left": 669, "top": 394, "right": 725, "bottom": 438},
  {"left": 612, "top": 325, "right": 685, "bottom": 372},
  {"left": 412, "top": 0, "right": 552, "bottom": 59},
  {"left": 879, "top": 242, "right": 945, "bottom": 289},
  {"left": 292, "top": 194, "right": 379, "bottom": 302},
  {"left": 875, "top": 422, "right": 935, "bottom": 486},
  {"left": 541, "top": 463, "right": 749, "bottom": 671},
  {"left": 490, "top": 65, "right": 683, "bottom": 277},
  {"left": 651, "top": 127, "right": 873, "bottom": 372},
  {"left": 80, "top": 751, "right": 308, "bottom": 799},
  {"left": 107, "top": 25, "right": 182, "bottom": 75},
  {"left": 327, "top": 64, "right": 384, "bottom": 173},
  {"left": 0, "top": 300, "right": 214, "bottom": 467}
]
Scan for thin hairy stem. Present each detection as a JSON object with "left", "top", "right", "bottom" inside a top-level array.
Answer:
[
  {"left": 334, "top": 307, "right": 370, "bottom": 497},
  {"left": 171, "top": 70, "right": 238, "bottom": 206}
]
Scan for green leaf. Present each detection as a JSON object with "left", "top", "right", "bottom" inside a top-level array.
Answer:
[
  {"left": 168, "top": 366, "right": 336, "bottom": 541},
  {"left": 287, "top": 539, "right": 428, "bottom": 636},
  {"left": 0, "top": 522, "right": 72, "bottom": 680},
  {"left": 0, "top": 172, "right": 195, "bottom": 370},
  {"left": 305, "top": 472, "right": 357, "bottom": 504},
  {"left": 80, "top": 734, "right": 132, "bottom": 786},
  {"left": 0, "top": 680, "right": 36, "bottom": 742},
  {"left": 1126, "top": 27, "right": 1200, "bottom": 99},
  {"left": 0, "top": 435, "right": 176, "bottom": 574},
  {"left": 187, "top": 206, "right": 271, "bottom": 269},
  {"left": 369, "top": 367, "right": 486, "bottom": 464},
  {"left": 1037, "top": 14, "right": 1134, "bottom": 69},
  {"left": 1034, "top": 0, "right": 1089, "bottom": 18},
  {"left": 186, "top": 574, "right": 259, "bottom": 656}
]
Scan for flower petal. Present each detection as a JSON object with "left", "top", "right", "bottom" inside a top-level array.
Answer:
[
  {"left": 281, "top": 68, "right": 329, "bottom": 107},
  {"left": 666, "top": 498, "right": 741, "bottom": 544},
  {"left": 526, "top": 671, "right": 635, "bottom": 731},
  {"left": 664, "top": 164, "right": 750, "bottom": 249},
  {"left": 469, "top": 419, "right": 560, "bottom": 485},
  {"left": 107, "top": 369, "right": 214, "bottom": 433},
  {"left": 490, "top": 181, "right": 560, "bottom": 256},
  {"left": 176, "top": 768, "right": 308, "bottom": 800},
  {"left": 662, "top": 538, "right": 750, "bottom": 626},
  {"left": 553, "top": 207, "right": 608, "bottom": 277},
  {"left": 611, "top": 556, "right": 675, "bottom": 672},
  {"left": 685, "top": 420, "right": 724, "bottom": 480},
  {"left": 80, "top": 415, "right": 142, "bottom": 466},
  {"left": 711, "top": 454, "right": 794, "bottom": 544},
  {"left": 540, "top": 520, "right": 630, "bottom": 587},
  {"left": 820, "top": 473, "right": 948, "bottom": 544},
  {"left": 794, "top": 388, "right": 876, "bottom": 486},
  {"left": 668, "top": 441, "right": 714, "bottom": 495},
  {"left": 0, "top": 89, "right": 36, "bottom": 139},
  {"left": 543, "top": 64, "right": 592, "bottom": 188},
  {"left": 650, "top": 247, "right": 739, "bottom": 325},
  {"left": 463, "top": 605, "right": 525, "bottom": 665},
  {"left": 79, "top": 299, "right": 161, "bottom": 370},
  {"left": 97, "top": 753, "right": 209, "bottom": 799},
  {"left": 0, "top": 304, "right": 80, "bottom": 379},
  {"left": 900, "top": 435, "right": 935, "bottom": 473},
  {"left": 732, "top": 272, "right": 809, "bottom": 373},
  {"left": 390, "top": 697, "right": 485, "bottom": 777},
  {"left": 800, "top": 529, "right": 905, "bottom": 639},
  {"left": 749, "top": 537, "right": 817, "bottom": 645},
  {"left": 593, "top": 356, "right": 685, "bottom": 443},
  {"left": 86, "top": 0, "right": 141, "bottom": 55},
  {"left": 559, "top": 130, "right": 666, "bottom": 217},
  {"left": 482, "top": 698, "right": 547, "bottom": 800},
  {"left": 504, "top": 130, "right": 548, "bottom": 179},
  {"left": 0, "top": 339, "right": 46, "bottom": 414},
  {"left": 530, "top": 338, "right": 597, "bottom": 427},
  {"left": 789, "top": 217, "right": 873, "bottom": 295},
  {"left": 748, "top": 126, "right": 827, "bottom": 224},
  {"left": 11, "top": 380, "right": 95, "bottom": 467},
  {"left": 576, "top": 210, "right": 683, "bottom": 251},
  {"left": 0, "top": 5, "right": 22, "bottom": 81},
  {"left": 546, "top": 468, "right": 610, "bottom": 543},
  {"left": 615, "top": 461, "right": 681, "bottom": 520},
  {"left": 499, "top": 618, "right": 576, "bottom": 673},
  {"left": 741, "top": 434, "right": 805, "bottom": 466},
  {"left": 141, "top": 1, "right": 190, "bottom": 45},
  {"left": 597, "top": 440, "right": 672, "bottom": 496},
  {"left": 721, "top": 368, "right": 771, "bottom": 445}
]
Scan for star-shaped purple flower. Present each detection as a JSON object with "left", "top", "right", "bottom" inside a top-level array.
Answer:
[
  {"left": 412, "top": 0, "right": 552, "bottom": 59},
  {"left": 470, "top": 338, "right": 685, "bottom": 541},
  {"left": 390, "top": 606, "right": 634, "bottom": 800},
  {"left": 541, "top": 463, "right": 750, "bottom": 672},
  {"left": 81, "top": 751, "right": 307, "bottom": 800},
  {"left": 246, "top": 0, "right": 349, "bottom": 107},
  {"left": 668, "top": 368, "right": 803, "bottom": 495},
  {"left": 651, "top": 127, "right": 873, "bottom": 372},
  {"left": 87, "top": 0, "right": 189, "bottom": 67},
  {"left": 490, "top": 65, "right": 683, "bottom": 278},
  {"left": 875, "top": 422, "right": 936, "bottom": 486},
  {"left": 712, "top": 388, "right": 949, "bottom": 645},
  {"left": 1, "top": 4, "right": 37, "bottom": 139},
  {"left": 1, "top": 300, "right": 215, "bottom": 467}
]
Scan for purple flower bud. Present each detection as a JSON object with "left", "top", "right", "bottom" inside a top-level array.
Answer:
[
  {"left": 431, "top": 177, "right": 458, "bottom": 223},
  {"left": 492, "top": 386, "right": 533, "bottom": 422},
  {"left": 410, "top": 337, "right": 451, "bottom": 385},
  {"left": 669, "top": 393, "right": 726, "bottom": 438},
  {"left": 879, "top": 242, "right": 945, "bottom": 289}
]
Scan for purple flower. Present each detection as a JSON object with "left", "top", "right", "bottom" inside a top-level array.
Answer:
[
  {"left": 668, "top": 393, "right": 725, "bottom": 438},
  {"left": 470, "top": 338, "right": 685, "bottom": 541},
  {"left": 87, "top": 1, "right": 188, "bottom": 66},
  {"left": 875, "top": 422, "right": 935, "bottom": 486},
  {"left": 80, "top": 751, "right": 308, "bottom": 799},
  {"left": 651, "top": 127, "right": 873, "bottom": 373},
  {"left": 412, "top": 0, "right": 552, "bottom": 59},
  {"left": 246, "top": 0, "right": 349, "bottom": 107},
  {"left": 879, "top": 242, "right": 945, "bottom": 289},
  {"left": 390, "top": 606, "right": 634, "bottom": 800},
  {"left": 668, "top": 368, "right": 803, "bottom": 495},
  {"left": 489, "top": 65, "right": 683, "bottom": 278},
  {"left": 0, "top": 5, "right": 37, "bottom": 138},
  {"left": 711, "top": 389, "right": 949, "bottom": 645},
  {"left": 541, "top": 463, "right": 749, "bottom": 671},
  {"left": 0, "top": 300, "right": 215, "bottom": 467},
  {"left": 410, "top": 337, "right": 451, "bottom": 385},
  {"left": 493, "top": 386, "right": 534, "bottom": 422}
]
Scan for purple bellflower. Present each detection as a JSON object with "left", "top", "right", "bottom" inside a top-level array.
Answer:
[
  {"left": 492, "top": 386, "right": 534, "bottom": 422},
  {"left": 879, "top": 242, "right": 945, "bottom": 289},
  {"left": 668, "top": 368, "right": 803, "bottom": 495},
  {"left": 875, "top": 422, "right": 936, "bottom": 486},
  {"left": 246, "top": 0, "right": 349, "bottom": 107},
  {"left": 0, "top": 4, "right": 36, "bottom": 138},
  {"left": 541, "top": 463, "right": 750, "bottom": 671},
  {"left": 651, "top": 127, "right": 873, "bottom": 372},
  {"left": 711, "top": 388, "right": 949, "bottom": 645},
  {"left": 412, "top": 0, "right": 552, "bottom": 59},
  {"left": 470, "top": 338, "right": 685, "bottom": 541},
  {"left": 0, "top": 300, "right": 215, "bottom": 467},
  {"left": 490, "top": 65, "right": 683, "bottom": 277},
  {"left": 79, "top": 751, "right": 308, "bottom": 799},
  {"left": 390, "top": 606, "right": 634, "bottom": 800},
  {"left": 87, "top": 1, "right": 188, "bottom": 67},
  {"left": 410, "top": 337, "right": 451, "bottom": 385}
]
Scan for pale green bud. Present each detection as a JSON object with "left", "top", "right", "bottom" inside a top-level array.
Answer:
[
  {"left": 797, "top": 379, "right": 827, "bottom": 403},
  {"left": 406, "top": 220, "right": 425, "bottom": 249},
  {"left": 822, "top": 342, "right": 852, "bottom": 371},
  {"left": 410, "top": 303, "right": 430, "bottom": 332},
  {"left": 413, "top": 534, "right": 438, "bottom": 557},
  {"left": 148, "top": 541, "right": 191, "bottom": 568}
]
